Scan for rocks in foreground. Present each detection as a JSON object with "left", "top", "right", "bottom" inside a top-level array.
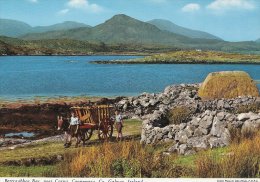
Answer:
[{"left": 116, "top": 82, "right": 260, "bottom": 155}]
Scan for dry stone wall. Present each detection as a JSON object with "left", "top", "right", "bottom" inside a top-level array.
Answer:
[{"left": 116, "top": 83, "right": 260, "bottom": 155}]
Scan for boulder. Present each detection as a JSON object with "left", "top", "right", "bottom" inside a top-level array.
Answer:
[{"left": 198, "top": 71, "right": 259, "bottom": 100}]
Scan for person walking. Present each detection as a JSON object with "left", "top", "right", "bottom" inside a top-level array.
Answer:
[
  {"left": 65, "top": 112, "right": 80, "bottom": 148},
  {"left": 115, "top": 110, "right": 123, "bottom": 141}
]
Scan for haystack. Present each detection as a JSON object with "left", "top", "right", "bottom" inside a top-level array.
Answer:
[{"left": 198, "top": 71, "right": 259, "bottom": 100}]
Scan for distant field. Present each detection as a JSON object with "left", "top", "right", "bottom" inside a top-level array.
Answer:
[{"left": 91, "top": 50, "right": 260, "bottom": 64}]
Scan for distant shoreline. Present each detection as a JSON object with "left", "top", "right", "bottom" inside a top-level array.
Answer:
[
  {"left": 91, "top": 50, "right": 260, "bottom": 65},
  {"left": 91, "top": 60, "right": 260, "bottom": 64},
  {"left": 0, "top": 53, "right": 149, "bottom": 57}
]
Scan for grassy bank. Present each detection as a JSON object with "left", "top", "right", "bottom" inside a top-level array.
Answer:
[{"left": 91, "top": 50, "right": 260, "bottom": 64}]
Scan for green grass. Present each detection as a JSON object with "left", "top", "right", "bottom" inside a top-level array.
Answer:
[
  {"left": 0, "top": 165, "right": 56, "bottom": 177},
  {"left": 123, "top": 119, "right": 142, "bottom": 136}
]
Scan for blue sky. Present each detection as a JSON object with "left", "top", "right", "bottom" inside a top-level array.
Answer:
[{"left": 0, "top": 0, "right": 259, "bottom": 41}]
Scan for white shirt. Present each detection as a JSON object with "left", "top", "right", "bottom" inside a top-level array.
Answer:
[
  {"left": 70, "top": 116, "right": 79, "bottom": 125},
  {"left": 115, "top": 114, "right": 122, "bottom": 123}
]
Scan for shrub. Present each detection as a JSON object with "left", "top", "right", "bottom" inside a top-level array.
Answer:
[
  {"left": 57, "top": 140, "right": 192, "bottom": 177},
  {"left": 195, "top": 131, "right": 260, "bottom": 177},
  {"left": 167, "top": 106, "right": 194, "bottom": 125},
  {"left": 234, "top": 103, "right": 260, "bottom": 114}
]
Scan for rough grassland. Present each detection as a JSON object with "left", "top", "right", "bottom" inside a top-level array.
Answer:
[
  {"left": 198, "top": 71, "right": 259, "bottom": 99},
  {"left": 0, "top": 119, "right": 259, "bottom": 177},
  {"left": 91, "top": 50, "right": 260, "bottom": 64}
]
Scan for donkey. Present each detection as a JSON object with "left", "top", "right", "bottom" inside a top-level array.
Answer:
[{"left": 57, "top": 115, "right": 87, "bottom": 147}]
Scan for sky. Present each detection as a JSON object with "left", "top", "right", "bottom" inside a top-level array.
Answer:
[{"left": 0, "top": 0, "right": 259, "bottom": 42}]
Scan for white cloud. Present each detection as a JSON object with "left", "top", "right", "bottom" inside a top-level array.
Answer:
[
  {"left": 27, "top": 0, "right": 38, "bottom": 3},
  {"left": 182, "top": 3, "right": 200, "bottom": 12},
  {"left": 57, "top": 9, "right": 69, "bottom": 15},
  {"left": 207, "top": 0, "right": 255, "bottom": 11},
  {"left": 67, "top": 0, "right": 103, "bottom": 13}
]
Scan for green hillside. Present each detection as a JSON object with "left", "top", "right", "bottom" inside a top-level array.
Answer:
[
  {"left": 147, "top": 19, "right": 221, "bottom": 40},
  {"left": 32, "top": 21, "right": 91, "bottom": 33},
  {"left": 21, "top": 14, "right": 223, "bottom": 47},
  {"left": 1, "top": 14, "right": 260, "bottom": 55},
  {"left": 0, "top": 19, "right": 90, "bottom": 37},
  {"left": 19, "top": 14, "right": 260, "bottom": 53},
  {"left": 0, "top": 19, "right": 32, "bottom": 37},
  {"left": 0, "top": 36, "right": 176, "bottom": 55}
]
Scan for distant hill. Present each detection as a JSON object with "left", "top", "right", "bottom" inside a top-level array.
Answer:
[
  {"left": 0, "top": 19, "right": 90, "bottom": 37},
  {"left": 0, "top": 19, "right": 32, "bottom": 37},
  {"left": 32, "top": 21, "right": 91, "bottom": 33},
  {"left": 1, "top": 35, "right": 260, "bottom": 55},
  {"left": 147, "top": 19, "right": 221, "bottom": 40},
  {"left": 21, "top": 14, "right": 223, "bottom": 47},
  {"left": 256, "top": 38, "right": 260, "bottom": 43},
  {"left": 1, "top": 15, "right": 260, "bottom": 55}
]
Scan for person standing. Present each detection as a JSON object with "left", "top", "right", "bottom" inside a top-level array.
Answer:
[
  {"left": 115, "top": 110, "right": 123, "bottom": 141},
  {"left": 65, "top": 112, "right": 80, "bottom": 148}
]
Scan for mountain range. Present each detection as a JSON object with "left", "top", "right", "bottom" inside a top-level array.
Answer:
[
  {"left": 147, "top": 19, "right": 221, "bottom": 40},
  {"left": 0, "top": 19, "right": 90, "bottom": 37},
  {"left": 19, "top": 14, "right": 224, "bottom": 47},
  {"left": 0, "top": 14, "right": 260, "bottom": 55},
  {"left": 1, "top": 15, "right": 220, "bottom": 41}
]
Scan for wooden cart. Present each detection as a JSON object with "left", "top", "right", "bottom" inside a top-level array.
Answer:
[{"left": 70, "top": 105, "right": 114, "bottom": 142}]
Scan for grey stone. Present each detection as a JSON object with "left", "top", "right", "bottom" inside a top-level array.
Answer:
[
  {"left": 133, "top": 100, "right": 140, "bottom": 106},
  {"left": 184, "top": 126, "right": 194, "bottom": 138},
  {"left": 179, "top": 144, "right": 188, "bottom": 155},
  {"left": 237, "top": 113, "right": 250, "bottom": 121},
  {"left": 194, "top": 127, "right": 208, "bottom": 136},
  {"left": 199, "top": 115, "right": 213, "bottom": 129},
  {"left": 210, "top": 117, "right": 226, "bottom": 137},
  {"left": 168, "top": 143, "right": 179, "bottom": 153},
  {"left": 190, "top": 117, "right": 200, "bottom": 126},
  {"left": 123, "top": 104, "right": 128, "bottom": 110},
  {"left": 217, "top": 100, "right": 224, "bottom": 108},
  {"left": 175, "top": 131, "right": 189, "bottom": 144},
  {"left": 216, "top": 112, "right": 225, "bottom": 121},
  {"left": 118, "top": 99, "right": 129, "bottom": 106},
  {"left": 208, "top": 137, "right": 225, "bottom": 148},
  {"left": 241, "top": 120, "right": 260, "bottom": 134},
  {"left": 179, "top": 123, "right": 187, "bottom": 130},
  {"left": 187, "top": 137, "right": 208, "bottom": 151},
  {"left": 220, "top": 128, "right": 231, "bottom": 146},
  {"left": 149, "top": 99, "right": 158, "bottom": 106}
]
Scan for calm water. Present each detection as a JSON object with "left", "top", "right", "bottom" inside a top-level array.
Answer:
[
  {"left": 0, "top": 56, "right": 259, "bottom": 100},
  {"left": 5, "top": 132, "right": 35, "bottom": 138}
]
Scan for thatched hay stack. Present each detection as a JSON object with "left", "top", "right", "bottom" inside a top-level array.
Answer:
[{"left": 198, "top": 71, "right": 259, "bottom": 100}]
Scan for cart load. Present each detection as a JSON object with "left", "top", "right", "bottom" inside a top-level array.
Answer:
[{"left": 70, "top": 105, "right": 114, "bottom": 141}]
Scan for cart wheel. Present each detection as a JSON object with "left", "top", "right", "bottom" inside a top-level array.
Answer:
[
  {"left": 98, "top": 121, "right": 113, "bottom": 140},
  {"left": 81, "top": 128, "right": 93, "bottom": 144}
]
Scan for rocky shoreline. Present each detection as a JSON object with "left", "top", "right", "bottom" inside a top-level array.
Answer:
[{"left": 115, "top": 83, "right": 260, "bottom": 155}]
